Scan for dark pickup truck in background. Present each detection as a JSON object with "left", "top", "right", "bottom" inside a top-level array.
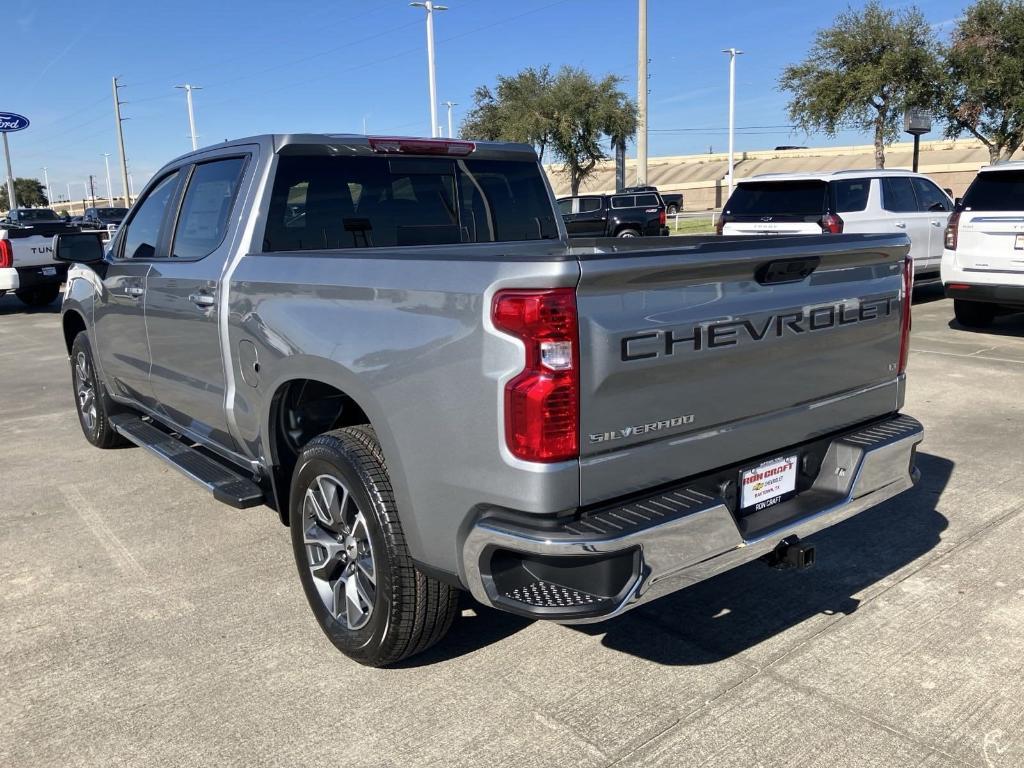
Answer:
[
  {"left": 557, "top": 191, "right": 669, "bottom": 237},
  {"left": 622, "top": 184, "right": 684, "bottom": 214}
]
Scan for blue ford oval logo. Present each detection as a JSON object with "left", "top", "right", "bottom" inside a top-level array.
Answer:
[{"left": 0, "top": 112, "right": 30, "bottom": 132}]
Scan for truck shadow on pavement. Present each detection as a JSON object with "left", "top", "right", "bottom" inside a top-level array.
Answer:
[
  {"left": 0, "top": 294, "right": 61, "bottom": 315},
  {"left": 406, "top": 451, "right": 952, "bottom": 667},
  {"left": 949, "top": 312, "right": 1024, "bottom": 336}
]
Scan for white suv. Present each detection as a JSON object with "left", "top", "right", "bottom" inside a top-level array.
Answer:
[
  {"left": 941, "top": 162, "right": 1024, "bottom": 328},
  {"left": 718, "top": 170, "right": 953, "bottom": 279}
]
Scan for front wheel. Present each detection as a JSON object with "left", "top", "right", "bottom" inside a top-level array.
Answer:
[
  {"left": 290, "top": 425, "right": 459, "bottom": 666},
  {"left": 17, "top": 285, "right": 61, "bottom": 307},
  {"left": 954, "top": 299, "right": 996, "bottom": 329},
  {"left": 69, "top": 332, "right": 128, "bottom": 448}
]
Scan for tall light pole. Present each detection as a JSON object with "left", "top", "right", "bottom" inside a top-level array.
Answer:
[
  {"left": 112, "top": 76, "right": 132, "bottom": 206},
  {"left": 637, "top": 0, "right": 648, "bottom": 185},
  {"left": 101, "top": 154, "right": 113, "bottom": 205},
  {"left": 175, "top": 84, "right": 202, "bottom": 150},
  {"left": 2, "top": 133, "right": 16, "bottom": 212},
  {"left": 410, "top": 1, "right": 447, "bottom": 137},
  {"left": 66, "top": 183, "right": 72, "bottom": 205},
  {"left": 443, "top": 101, "right": 457, "bottom": 138},
  {"left": 722, "top": 48, "right": 743, "bottom": 196},
  {"left": 41, "top": 167, "right": 51, "bottom": 205}
]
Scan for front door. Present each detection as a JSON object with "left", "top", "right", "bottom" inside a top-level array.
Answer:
[
  {"left": 144, "top": 155, "right": 249, "bottom": 449},
  {"left": 910, "top": 176, "right": 953, "bottom": 273},
  {"left": 94, "top": 170, "right": 183, "bottom": 408},
  {"left": 880, "top": 176, "right": 932, "bottom": 274}
]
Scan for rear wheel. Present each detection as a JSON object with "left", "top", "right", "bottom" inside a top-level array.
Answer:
[
  {"left": 290, "top": 425, "right": 458, "bottom": 666},
  {"left": 666, "top": 204, "right": 679, "bottom": 216},
  {"left": 16, "top": 285, "right": 61, "bottom": 307},
  {"left": 617, "top": 228, "right": 640, "bottom": 238},
  {"left": 954, "top": 299, "right": 996, "bottom": 329},
  {"left": 70, "top": 332, "right": 128, "bottom": 448}
]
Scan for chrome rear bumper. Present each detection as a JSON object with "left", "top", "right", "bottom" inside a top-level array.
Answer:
[{"left": 462, "top": 414, "right": 923, "bottom": 623}]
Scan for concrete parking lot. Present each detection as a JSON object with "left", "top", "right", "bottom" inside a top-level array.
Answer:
[{"left": 2, "top": 287, "right": 1023, "bottom": 768}]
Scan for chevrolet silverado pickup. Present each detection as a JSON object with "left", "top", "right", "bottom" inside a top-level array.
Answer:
[
  {"left": 55, "top": 134, "right": 923, "bottom": 666},
  {"left": 0, "top": 208, "right": 77, "bottom": 306}
]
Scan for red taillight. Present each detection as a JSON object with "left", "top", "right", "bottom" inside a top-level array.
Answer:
[
  {"left": 368, "top": 136, "right": 476, "bottom": 156},
  {"left": 820, "top": 212, "right": 844, "bottom": 234},
  {"left": 0, "top": 239, "right": 12, "bottom": 269},
  {"left": 492, "top": 288, "right": 579, "bottom": 463},
  {"left": 944, "top": 211, "right": 960, "bottom": 250},
  {"left": 898, "top": 253, "right": 912, "bottom": 375},
  {"left": 659, "top": 208, "right": 666, "bottom": 226}
]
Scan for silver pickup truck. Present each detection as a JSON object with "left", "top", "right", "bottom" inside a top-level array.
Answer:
[{"left": 55, "top": 134, "right": 923, "bottom": 666}]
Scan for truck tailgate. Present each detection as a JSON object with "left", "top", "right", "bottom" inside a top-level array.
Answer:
[{"left": 573, "top": 234, "right": 909, "bottom": 505}]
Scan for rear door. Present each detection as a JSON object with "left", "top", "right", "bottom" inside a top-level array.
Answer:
[
  {"left": 879, "top": 176, "right": 931, "bottom": 275},
  {"left": 574, "top": 235, "right": 908, "bottom": 504},
  {"left": 956, "top": 169, "right": 1024, "bottom": 274},
  {"left": 721, "top": 180, "right": 827, "bottom": 235},
  {"left": 910, "top": 176, "right": 952, "bottom": 273},
  {"left": 144, "top": 154, "right": 250, "bottom": 449}
]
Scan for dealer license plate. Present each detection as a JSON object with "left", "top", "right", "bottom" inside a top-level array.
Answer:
[
  {"left": 740, "top": 455, "right": 798, "bottom": 513},
  {"left": 1015, "top": 234, "right": 1024, "bottom": 250},
  {"left": 41, "top": 266, "right": 56, "bottom": 276}
]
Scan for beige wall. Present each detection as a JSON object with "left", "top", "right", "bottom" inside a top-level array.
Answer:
[{"left": 544, "top": 138, "right": 1009, "bottom": 210}]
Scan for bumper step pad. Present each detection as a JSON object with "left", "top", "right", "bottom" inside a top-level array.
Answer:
[
  {"left": 505, "top": 581, "right": 603, "bottom": 609},
  {"left": 110, "top": 414, "right": 264, "bottom": 509}
]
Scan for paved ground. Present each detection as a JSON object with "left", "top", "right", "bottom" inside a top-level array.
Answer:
[{"left": 2, "top": 286, "right": 1024, "bottom": 768}]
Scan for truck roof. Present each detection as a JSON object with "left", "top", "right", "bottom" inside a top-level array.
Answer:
[
  {"left": 157, "top": 134, "right": 539, "bottom": 171},
  {"left": 977, "top": 160, "right": 1024, "bottom": 174},
  {"left": 740, "top": 168, "right": 928, "bottom": 183}
]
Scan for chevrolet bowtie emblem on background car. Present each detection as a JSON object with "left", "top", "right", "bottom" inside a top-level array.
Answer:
[{"left": 761, "top": 216, "right": 774, "bottom": 222}]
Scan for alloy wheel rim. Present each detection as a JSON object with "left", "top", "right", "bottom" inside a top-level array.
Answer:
[
  {"left": 74, "top": 352, "right": 97, "bottom": 432},
  {"left": 302, "top": 474, "right": 377, "bottom": 630}
]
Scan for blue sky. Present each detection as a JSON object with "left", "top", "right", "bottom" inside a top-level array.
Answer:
[{"left": 5, "top": 0, "right": 966, "bottom": 203}]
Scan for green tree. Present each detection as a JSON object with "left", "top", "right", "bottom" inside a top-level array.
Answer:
[
  {"left": 780, "top": 1, "right": 941, "bottom": 168},
  {"left": 940, "top": 0, "right": 1024, "bottom": 164},
  {"left": 0, "top": 177, "right": 49, "bottom": 211},
  {"left": 463, "top": 65, "right": 637, "bottom": 195}
]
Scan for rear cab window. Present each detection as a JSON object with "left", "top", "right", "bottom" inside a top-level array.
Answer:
[
  {"left": 724, "top": 181, "right": 828, "bottom": 217},
  {"left": 263, "top": 154, "right": 558, "bottom": 251},
  {"left": 961, "top": 170, "right": 1024, "bottom": 211}
]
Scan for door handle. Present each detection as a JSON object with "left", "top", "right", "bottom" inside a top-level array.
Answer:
[
  {"left": 894, "top": 222, "right": 907, "bottom": 229},
  {"left": 189, "top": 292, "right": 216, "bottom": 308},
  {"left": 931, "top": 220, "right": 944, "bottom": 227},
  {"left": 127, "top": 286, "right": 145, "bottom": 298}
]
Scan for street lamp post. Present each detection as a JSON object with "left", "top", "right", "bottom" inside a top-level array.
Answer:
[
  {"left": 722, "top": 48, "right": 743, "bottom": 197},
  {"left": 175, "top": 84, "right": 202, "bottom": 150},
  {"left": 41, "top": 167, "right": 51, "bottom": 205},
  {"left": 443, "top": 101, "right": 457, "bottom": 138},
  {"left": 102, "top": 153, "right": 114, "bottom": 205},
  {"left": 410, "top": 1, "right": 448, "bottom": 138}
]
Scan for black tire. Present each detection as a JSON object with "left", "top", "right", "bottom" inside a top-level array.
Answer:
[
  {"left": 16, "top": 284, "right": 61, "bottom": 307},
  {"left": 954, "top": 299, "right": 996, "bottom": 329},
  {"left": 666, "top": 204, "right": 679, "bottom": 216},
  {"left": 290, "top": 425, "right": 458, "bottom": 666},
  {"left": 69, "top": 332, "right": 128, "bottom": 448},
  {"left": 616, "top": 228, "right": 640, "bottom": 238}
]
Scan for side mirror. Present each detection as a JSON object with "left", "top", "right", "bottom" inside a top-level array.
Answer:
[
  {"left": 954, "top": 197, "right": 963, "bottom": 208},
  {"left": 928, "top": 202, "right": 948, "bottom": 213},
  {"left": 53, "top": 232, "right": 105, "bottom": 264}
]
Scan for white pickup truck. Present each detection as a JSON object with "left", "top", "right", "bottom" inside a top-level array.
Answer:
[{"left": 0, "top": 208, "right": 77, "bottom": 306}]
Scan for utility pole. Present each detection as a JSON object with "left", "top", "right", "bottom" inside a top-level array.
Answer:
[
  {"left": 722, "top": 48, "right": 743, "bottom": 196},
  {"left": 41, "top": 167, "right": 51, "bottom": 205},
  {"left": 443, "top": 101, "right": 457, "bottom": 138},
  {"left": 636, "top": 0, "right": 648, "bottom": 185},
  {"left": 66, "top": 183, "right": 72, "bottom": 205},
  {"left": 112, "top": 76, "right": 132, "bottom": 206},
  {"left": 175, "top": 84, "right": 202, "bottom": 150},
  {"left": 101, "top": 154, "right": 113, "bottom": 205},
  {"left": 88, "top": 176, "right": 97, "bottom": 207},
  {"left": 2, "top": 133, "right": 16, "bottom": 212},
  {"left": 410, "top": 1, "right": 448, "bottom": 137}
]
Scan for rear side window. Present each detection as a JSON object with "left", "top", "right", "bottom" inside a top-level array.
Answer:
[
  {"left": 724, "top": 181, "right": 828, "bottom": 216},
  {"left": 611, "top": 195, "right": 635, "bottom": 208},
  {"left": 579, "top": 197, "right": 602, "bottom": 213},
  {"left": 636, "top": 193, "right": 660, "bottom": 207},
  {"left": 263, "top": 155, "right": 558, "bottom": 251},
  {"left": 961, "top": 171, "right": 1024, "bottom": 211},
  {"left": 881, "top": 177, "right": 918, "bottom": 213},
  {"left": 172, "top": 157, "right": 246, "bottom": 259},
  {"left": 121, "top": 171, "right": 180, "bottom": 260},
  {"left": 910, "top": 178, "right": 950, "bottom": 212},
  {"left": 831, "top": 179, "right": 870, "bottom": 212}
]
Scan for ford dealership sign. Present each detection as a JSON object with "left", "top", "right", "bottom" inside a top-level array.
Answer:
[{"left": 0, "top": 112, "right": 30, "bottom": 132}]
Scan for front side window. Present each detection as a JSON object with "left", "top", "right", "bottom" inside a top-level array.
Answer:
[
  {"left": 832, "top": 179, "right": 870, "bottom": 212},
  {"left": 263, "top": 155, "right": 558, "bottom": 251},
  {"left": 881, "top": 177, "right": 918, "bottom": 213},
  {"left": 910, "top": 178, "right": 950, "bottom": 212},
  {"left": 172, "top": 157, "right": 246, "bottom": 259},
  {"left": 556, "top": 199, "right": 573, "bottom": 215},
  {"left": 121, "top": 171, "right": 180, "bottom": 259}
]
